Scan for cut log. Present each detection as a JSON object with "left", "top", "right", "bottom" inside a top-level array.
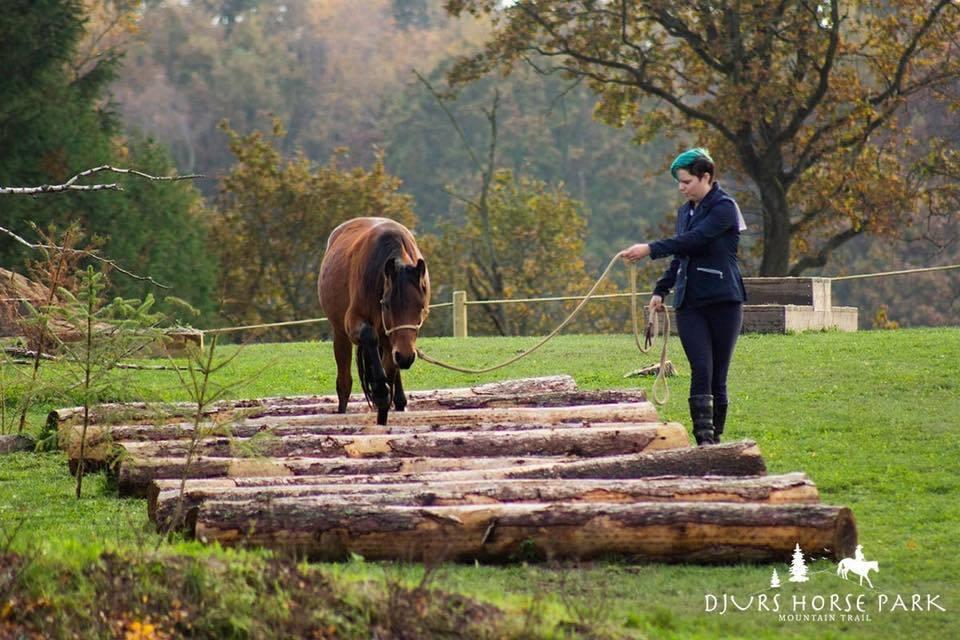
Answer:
[
  {"left": 63, "top": 402, "right": 661, "bottom": 462},
  {"left": 243, "top": 403, "right": 660, "bottom": 429},
  {"left": 194, "top": 500, "right": 858, "bottom": 563},
  {"left": 429, "top": 389, "right": 648, "bottom": 410},
  {"left": 60, "top": 414, "right": 650, "bottom": 448},
  {"left": 47, "top": 375, "right": 580, "bottom": 429},
  {"left": 505, "top": 440, "right": 767, "bottom": 480},
  {"left": 115, "top": 454, "right": 569, "bottom": 498},
  {"left": 110, "top": 423, "right": 687, "bottom": 462},
  {"left": 119, "top": 440, "right": 764, "bottom": 498},
  {"left": 150, "top": 472, "right": 820, "bottom": 533}
]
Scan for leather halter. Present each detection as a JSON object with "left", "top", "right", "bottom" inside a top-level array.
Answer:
[{"left": 381, "top": 300, "right": 426, "bottom": 336}]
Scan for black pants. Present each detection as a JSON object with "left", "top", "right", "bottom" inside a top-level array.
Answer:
[{"left": 675, "top": 302, "right": 743, "bottom": 405}]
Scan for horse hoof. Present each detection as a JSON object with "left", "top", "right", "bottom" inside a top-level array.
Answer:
[{"left": 376, "top": 408, "right": 389, "bottom": 425}]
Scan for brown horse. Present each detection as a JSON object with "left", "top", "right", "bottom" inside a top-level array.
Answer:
[{"left": 318, "top": 217, "right": 430, "bottom": 425}]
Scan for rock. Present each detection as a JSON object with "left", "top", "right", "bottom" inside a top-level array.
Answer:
[{"left": 0, "top": 434, "right": 35, "bottom": 454}]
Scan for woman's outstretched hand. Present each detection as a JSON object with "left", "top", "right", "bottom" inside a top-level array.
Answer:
[{"left": 621, "top": 243, "right": 651, "bottom": 262}]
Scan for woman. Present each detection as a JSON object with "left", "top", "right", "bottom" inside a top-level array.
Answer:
[{"left": 622, "top": 148, "right": 747, "bottom": 445}]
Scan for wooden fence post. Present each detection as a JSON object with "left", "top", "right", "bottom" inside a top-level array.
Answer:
[{"left": 453, "top": 290, "right": 468, "bottom": 338}]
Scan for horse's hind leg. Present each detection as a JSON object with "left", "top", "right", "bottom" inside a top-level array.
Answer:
[{"left": 333, "top": 331, "right": 353, "bottom": 413}]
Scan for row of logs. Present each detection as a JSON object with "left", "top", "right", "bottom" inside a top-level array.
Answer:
[{"left": 56, "top": 376, "right": 858, "bottom": 563}]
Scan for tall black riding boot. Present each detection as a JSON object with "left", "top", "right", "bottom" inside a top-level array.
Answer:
[
  {"left": 688, "top": 394, "right": 716, "bottom": 446},
  {"left": 713, "top": 403, "right": 728, "bottom": 444}
]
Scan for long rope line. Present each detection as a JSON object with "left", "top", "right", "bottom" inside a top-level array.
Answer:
[
  {"left": 829, "top": 263, "right": 960, "bottom": 281},
  {"left": 415, "top": 255, "right": 671, "bottom": 404},
  {"left": 198, "top": 263, "right": 960, "bottom": 335}
]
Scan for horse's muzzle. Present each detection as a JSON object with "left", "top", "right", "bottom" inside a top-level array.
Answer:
[{"left": 393, "top": 350, "right": 416, "bottom": 369}]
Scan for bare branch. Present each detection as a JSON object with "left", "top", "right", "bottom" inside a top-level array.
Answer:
[
  {"left": 0, "top": 165, "right": 203, "bottom": 195},
  {"left": 0, "top": 225, "right": 170, "bottom": 289},
  {"left": 0, "top": 166, "right": 204, "bottom": 286}
]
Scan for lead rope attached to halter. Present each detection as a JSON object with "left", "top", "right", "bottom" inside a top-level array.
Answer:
[{"left": 415, "top": 253, "right": 671, "bottom": 406}]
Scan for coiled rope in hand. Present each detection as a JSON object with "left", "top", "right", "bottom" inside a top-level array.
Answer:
[
  {"left": 628, "top": 264, "right": 671, "bottom": 405},
  {"left": 415, "top": 253, "right": 672, "bottom": 405}
]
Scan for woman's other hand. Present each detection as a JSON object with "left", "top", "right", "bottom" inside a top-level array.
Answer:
[
  {"left": 648, "top": 294, "right": 664, "bottom": 313},
  {"left": 621, "top": 243, "right": 651, "bottom": 262}
]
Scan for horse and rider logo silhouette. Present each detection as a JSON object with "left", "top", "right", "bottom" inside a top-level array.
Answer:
[
  {"left": 836, "top": 545, "right": 880, "bottom": 588},
  {"left": 774, "top": 544, "right": 879, "bottom": 589}
]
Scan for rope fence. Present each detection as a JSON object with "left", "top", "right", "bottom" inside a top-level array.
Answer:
[{"left": 197, "top": 262, "right": 960, "bottom": 337}]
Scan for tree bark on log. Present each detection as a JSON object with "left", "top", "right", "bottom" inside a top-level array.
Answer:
[
  {"left": 242, "top": 403, "right": 660, "bottom": 429},
  {"left": 151, "top": 472, "right": 819, "bottom": 533},
  {"left": 56, "top": 401, "right": 659, "bottom": 459},
  {"left": 115, "top": 454, "right": 569, "bottom": 498},
  {"left": 118, "top": 440, "right": 764, "bottom": 498},
  {"left": 47, "top": 375, "right": 581, "bottom": 429},
  {"left": 107, "top": 423, "right": 687, "bottom": 462},
  {"left": 194, "top": 500, "right": 857, "bottom": 563},
  {"left": 504, "top": 441, "right": 767, "bottom": 480},
  {"left": 60, "top": 414, "right": 655, "bottom": 447}
]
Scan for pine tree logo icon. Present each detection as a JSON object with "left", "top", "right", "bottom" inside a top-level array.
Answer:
[
  {"left": 770, "top": 568, "right": 781, "bottom": 588},
  {"left": 788, "top": 543, "right": 809, "bottom": 582}
]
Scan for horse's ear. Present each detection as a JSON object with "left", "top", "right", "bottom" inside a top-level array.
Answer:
[
  {"left": 384, "top": 258, "right": 398, "bottom": 280},
  {"left": 415, "top": 258, "right": 426, "bottom": 279}
]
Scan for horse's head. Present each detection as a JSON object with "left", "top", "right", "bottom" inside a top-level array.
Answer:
[{"left": 381, "top": 257, "right": 429, "bottom": 369}]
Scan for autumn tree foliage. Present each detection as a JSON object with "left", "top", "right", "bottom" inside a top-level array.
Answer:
[
  {"left": 427, "top": 169, "right": 621, "bottom": 336},
  {"left": 444, "top": 0, "right": 960, "bottom": 276},
  {"left": 212, "top": 119, "right": 417, "bottom": 338}
]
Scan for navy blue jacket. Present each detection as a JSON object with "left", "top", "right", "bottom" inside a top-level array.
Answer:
[{"left": 649, "top": 182, "right": 746, "bottom": 310}]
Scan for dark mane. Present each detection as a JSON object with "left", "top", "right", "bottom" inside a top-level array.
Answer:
[{"left": 361, "top": 227, "right": 418, "bottom": 302}]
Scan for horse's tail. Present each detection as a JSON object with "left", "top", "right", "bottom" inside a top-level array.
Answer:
[
  {"left": 355, "top": 343, "right": 394, "bottom": 409},
  {"left": 355, "top": 345, "right": 376, "bottom": 409}
]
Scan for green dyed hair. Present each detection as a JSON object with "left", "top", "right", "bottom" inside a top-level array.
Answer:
[{"left": 670, "top": 147, "right": 714, "bottom": 181}]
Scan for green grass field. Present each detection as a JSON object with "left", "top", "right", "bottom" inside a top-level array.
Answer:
[{"left": 1, "top": 328, "right": 958, "bottom": 638}]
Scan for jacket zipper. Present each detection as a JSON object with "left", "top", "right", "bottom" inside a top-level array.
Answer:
[{"left": 696, "top": 267, "right": 724, "bottom": 279}]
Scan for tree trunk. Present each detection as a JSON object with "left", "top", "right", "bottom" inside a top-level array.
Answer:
[
  {"left": 151, "top": 472, "right": 819, "bottom": 534},
  {"left": 194, "top": 500, "right": 857, "bottom": 563},
  {"left": 47, "top": 375, "right": 580, "bottom": 429},
  {"left": 757, "top": 173, "right": 792, "bottom": 276},
  {"left": 112, "top": 423, "right": 687, "bottom": 461}
]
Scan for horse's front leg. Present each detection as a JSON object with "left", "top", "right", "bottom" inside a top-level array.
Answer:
[
  {"left": 381, "top": 347, "right": 407, "bottom": 412},
  {"left": 352, "top": 320, "right": 390, "bottom": 415}
]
